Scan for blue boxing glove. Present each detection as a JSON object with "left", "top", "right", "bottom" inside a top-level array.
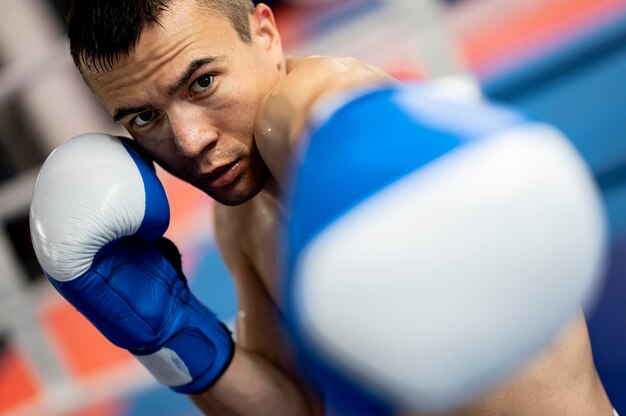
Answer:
[
  {"left": 285, "top": 85, "right": 607, "bottom": 412},
  {"left": 30, "top": 133, "right": 233, "bottom": 394}
]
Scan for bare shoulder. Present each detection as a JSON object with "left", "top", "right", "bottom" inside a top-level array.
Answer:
[
  {"left": 255, "top": 55, "right": 395, "bottom": 184},
  {"left": 285, "top": 54, "right": 390, "bottom": 79},
  {"left": 280, "top": 55, "right": 394, "bottom": 106}
]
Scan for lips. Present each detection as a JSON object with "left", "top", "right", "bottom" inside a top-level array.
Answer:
[{"left": 202, "top": 161, "right": 240, "bottom": 190}]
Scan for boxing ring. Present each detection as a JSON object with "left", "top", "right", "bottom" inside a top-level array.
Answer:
[{"left": 0, "top": 0, "right": 625, "bottom": 414}]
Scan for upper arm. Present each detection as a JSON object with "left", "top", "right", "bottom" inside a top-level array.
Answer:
[{"left": 254, "top": 56, "right": 395, "bottom": 185}]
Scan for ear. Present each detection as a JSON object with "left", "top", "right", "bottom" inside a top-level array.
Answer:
[{"left": 250, "top": 4, "right": 283, "bottom": 57}]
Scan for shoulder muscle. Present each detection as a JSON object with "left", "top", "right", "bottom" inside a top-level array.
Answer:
[{"left": 254, "top": 55, "right": 395, "bottom": 185}]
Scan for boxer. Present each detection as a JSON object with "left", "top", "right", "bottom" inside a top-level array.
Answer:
[{"left": 31, "top": 1, "right": 615, "bottom": 414}]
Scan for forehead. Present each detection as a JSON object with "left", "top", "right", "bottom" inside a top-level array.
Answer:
[{"left": 83, "top": 0, "right": 244, "bottom": 103}]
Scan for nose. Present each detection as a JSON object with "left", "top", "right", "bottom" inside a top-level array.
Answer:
[{"left": 168, "top": 106, "right": 218, "bottom": 158}]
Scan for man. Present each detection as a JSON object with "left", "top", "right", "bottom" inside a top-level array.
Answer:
[{"left": 39, "top": 0, "right": 614, "bottom": 414}]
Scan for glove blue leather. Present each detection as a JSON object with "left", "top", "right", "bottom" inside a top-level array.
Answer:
[{"left": 30, "top": 133, "right": 234, "bottom": 394}]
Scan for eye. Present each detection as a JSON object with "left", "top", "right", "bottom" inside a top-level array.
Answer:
[
  {"left": 190, "top": 74, "right": 214, "bottom": 95},
  {"left": 133, "top": 111, "right": 156, "bottom": 128}
]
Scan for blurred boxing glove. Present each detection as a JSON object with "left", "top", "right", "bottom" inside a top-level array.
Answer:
[
  {"left": 30, "top": 133, "right": 233, "bottom": 394},
  {"left": 285, "top": 85, "right": 608, "bottom": 411}
]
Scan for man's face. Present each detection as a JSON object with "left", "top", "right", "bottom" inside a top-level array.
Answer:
[{"left": 84, "top": 1, "right": 284, "bottom": 205}]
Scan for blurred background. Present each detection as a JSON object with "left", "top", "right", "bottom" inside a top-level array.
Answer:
[{"left": 0, "top": 0, "right": 625, "bottom": 414}]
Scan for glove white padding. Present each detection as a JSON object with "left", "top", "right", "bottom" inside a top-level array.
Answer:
[
  {"left": 292, "top": 123, "right": 607, "bottom": 410},
  {"left": 30, "top": 133, "right": 148, "bottom": 282}
]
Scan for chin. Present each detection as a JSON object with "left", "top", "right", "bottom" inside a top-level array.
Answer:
[
  {"left": 208, "top": 176, "right": 269, "bottom": 206},
  {"left": 213, "top": 193, "right": 254, "bottom": 207}
]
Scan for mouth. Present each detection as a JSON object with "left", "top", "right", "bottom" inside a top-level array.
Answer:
[{"left": 201, "top": 161, "right": 241, "bottom": 190}]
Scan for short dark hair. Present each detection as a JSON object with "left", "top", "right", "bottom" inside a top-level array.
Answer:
[{"left": 68, "top": 0, "right": 256, "bottom": 72}]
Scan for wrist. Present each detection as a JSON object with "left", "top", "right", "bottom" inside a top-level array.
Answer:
[{"left": 139, "top": 296, "right": 235, "bottom": 394}]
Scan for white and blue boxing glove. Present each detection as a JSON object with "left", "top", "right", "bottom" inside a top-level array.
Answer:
[
  {"left": 285, "top": 85, "right": 608, "bottom": 412},
  {"left": 30, "top": 133, "right": 233, "bottom": 394}
]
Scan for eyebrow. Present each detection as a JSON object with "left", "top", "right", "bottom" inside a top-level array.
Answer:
[
  {"left": 113, "top": 104, "right": 152, "bottom": 122},
  {"left": 168, "top": 56, "right": 223, "bottom": 96},
  {"left": 112, "top": 56, "right": 224, "bottom": 122}
]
